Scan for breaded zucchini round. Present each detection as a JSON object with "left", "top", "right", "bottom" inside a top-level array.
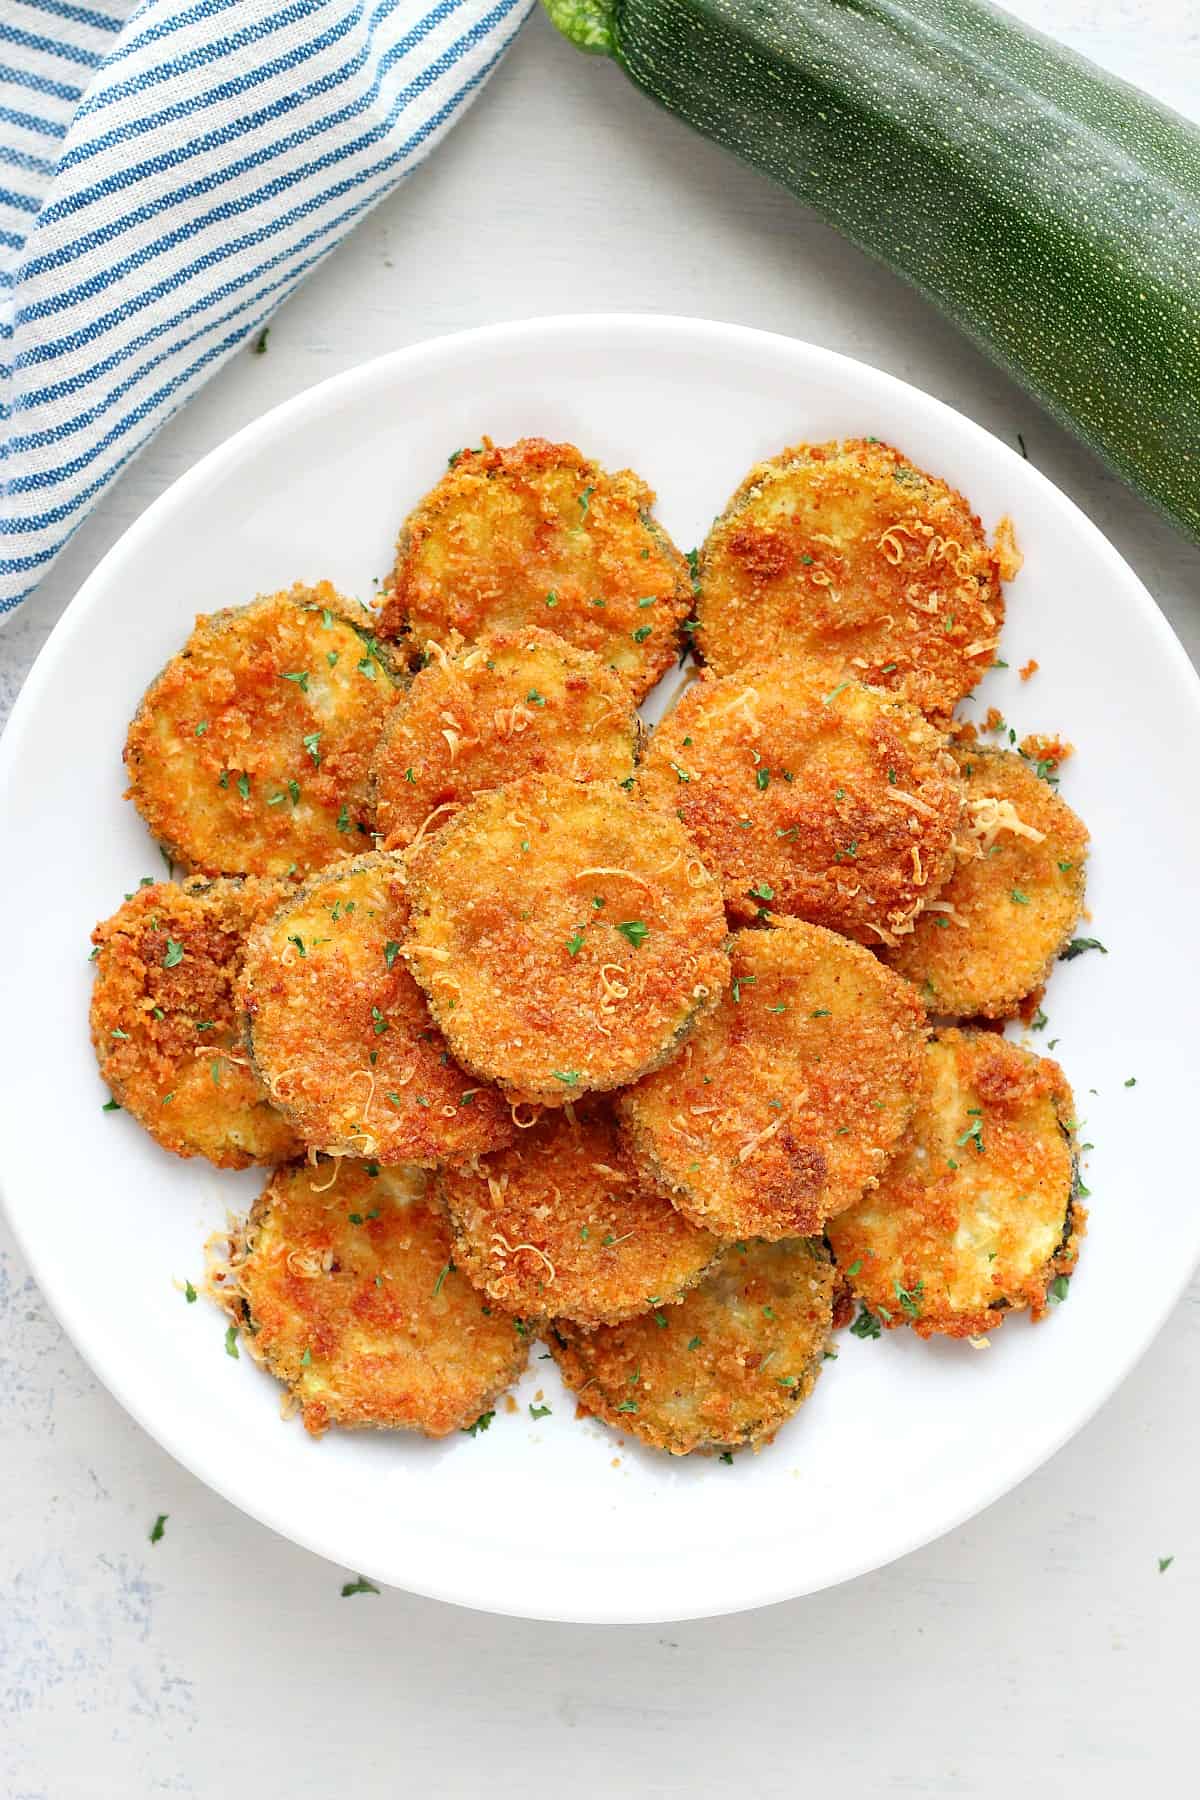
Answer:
[
  {"left": 438, "top": 1102, "right": 721, "bottom": 1327},
  {"left": 372, "top": 627, "right": 637, "bottom": 850},
  {"left": 639, "top": 664, "right": 962, "bottom": 943},
  {"left": 239, "top": 853, "right": 514, "bottom": 1166},
  {"left": 378, "top": 438, "right": 692, "bottom": 701},
  {"left": 697, "top": 439, "right": 1008, "bottom": 720},
  {"left": 403, "top": 774, "right": 731, "bottom": 1107},
  {"left": 220, "top": 1159, "right": 530, "bottom": 1436},
  {"left": 885, "top": 747, "right": 1089, "bottom": 1017},
  {"left": 827, "top": 1029, "right": 1083, "bottom": 1339},
  {"left": 90, "top": 877, "right": 301, "bottom": 1168},
  {"left": 550, "top": 1237, "right": 835, "bottom": 1455},
  {"left": 125, "top": 582, "right": 404, "bottom": 879},
  {"left": 619, "top": 919, "right": 926, "bottom": 1240}
]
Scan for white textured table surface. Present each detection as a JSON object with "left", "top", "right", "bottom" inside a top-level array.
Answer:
[{"left": 3, "top": 6, "right": 1198, "bottom": 1795}]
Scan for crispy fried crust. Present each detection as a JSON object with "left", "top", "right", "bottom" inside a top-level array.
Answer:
[
  {"left": 124, "top": 582, "right": 404, "bottom": 878},
  {"left": 619, "top": 919, "right": 927, "bottom": 1240},
  {"left": 697, "top": 439, "right": 1008, "bottom": 721},
  {"left": 219, "top": 1160, "right": 530, "bottom": 1436},
  {"left": 885, "top": 747, "right": 1089, "bottom": 1018},
  {"left": 90, "top": 878, "right": 301, "bottom": 1168},
  {"left": 640, "top": 665, "right": 962, "bottom": 942},
  {"left": 378, "top": 438, "right": 693, "bottom": 701},
  {"left": 550, "top": 1237, "right": 835, "bottom": 1455},
  {"left": 403, "top": 774, "right": 731, "bottom": 1107},
  {"left": 827, "top": 1029, "right": 1084, "bottom": 1339},
  {"left": 372, "top": 627, "right": 637, "bottom": 850},
  {"left": 438, "top": 1102, "right": 722, "bottom": 1327},
  {"left": 239, "top": 853, "right": 514, "bottom": 1166}
]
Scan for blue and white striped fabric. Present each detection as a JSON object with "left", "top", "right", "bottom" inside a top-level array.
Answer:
[{"left": 0, "top": 0, "right": 533, "bottom": 621}]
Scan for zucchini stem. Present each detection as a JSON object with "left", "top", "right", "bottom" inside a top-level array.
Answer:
[{"left": 542, "top": 0, "right": 617, "bottom": 56}]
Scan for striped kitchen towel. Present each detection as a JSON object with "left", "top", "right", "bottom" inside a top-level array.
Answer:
[{"left": 0, "top": 0, "right": 533, "bottom": 622}]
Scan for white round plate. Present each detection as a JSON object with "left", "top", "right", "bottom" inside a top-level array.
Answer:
[{"left": 2, "top": 316, "right": 1198, "bottom": 1624}]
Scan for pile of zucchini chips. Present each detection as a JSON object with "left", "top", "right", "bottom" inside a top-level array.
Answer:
[{"left": 91, "top": 436, "right": 1089, "bottom": 1460}]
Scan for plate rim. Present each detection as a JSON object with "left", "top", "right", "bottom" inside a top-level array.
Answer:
[{"left": 3, "top": 311, "right": 1200, "bottom": 1624}]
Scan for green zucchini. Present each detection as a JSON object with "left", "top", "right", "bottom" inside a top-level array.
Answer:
[{"left": 544, "top": 0, "right": 1200, "bottom": 541}]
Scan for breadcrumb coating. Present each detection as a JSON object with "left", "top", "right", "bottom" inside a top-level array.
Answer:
[
  {"left": 90, "top": 877, "right": 301, "bottom": 1168},
  {"left": 378, "top": 438, "right": 692, "bottom": 700},
  {"left": 827, "top": 1029, "right": 1083, "bottom": 1339},
  {"left": 619, "top": 918, "right": 926, "bottom": 1240},
  {"left": 697, "top": 439, "right": 1008, "bottom": 720}
]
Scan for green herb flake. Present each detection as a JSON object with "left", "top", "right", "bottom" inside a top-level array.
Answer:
[
  {"left": 462, "top": 1411, "right": 494, "bottom": 1437},
  {"left": 527, "top": 688, "right": 546, "bottom": 707},
  {"left": 633, "top": 625, "right": 653, "bottom": 643},
  {"left": 718, "top": 1451, "right": 734, "bottom": 1465},
  {"left": 687, "top": 1336, "right": 702, "bottom": 1351},
  {"left": 748, "top": 881, "right": 774, "bottom": 901},
  {"left": 616, "top": 1400, "right": 638, "bottom": 1414},
  {"left": 183, "top": 1280, "right": 197, "bottom": 1304},
  {"left": 1011, "top": 888, "right": 1031, "bottom": 905},
  {"left": 371, "top": 1007, "right": 389, "bottom": 1035},
  {"left": 579, "top": 485, "right": 595, "bottom": 517},
  {"left": 163, "top": 938, "right": 185, "bottom": 969},
  {"left": 225, "top": 1324, "right": 240, "bottom": 1359},
  {"left": 894, "top": 1278, "right": 924, "bottom": 1319},
  {"left": 545, "top": 589, "right": 559, "bottom": 608},
  {"left": 281, "top": 670, "right": 310, "bottom": 693},
  {"left": 1049, "top": 1274, "right": 1070, "bottom": 1304},
  {"left": 616, "top": 919, "right": 648, "bottom": 950},
  {"left": 340, "top": 1575, "right": 380, "bottom": 1598},
  {"left": 1125, "top": 1076, "right": 1137, "bottom": 1087},
  {"left": 384, "top": 940, "right": 401, "bottom": 970},
  {"left": 566, "top": 931, "right": 585, "bottom": 956},
  {"left": 149, "top": 1514, "right": 168, "bottom": 1545},
  {"left": 823, "top": 681, "right": 851, "bottom": 706},
  {"left": 1158, "top": 1556, "right": 1174, "bottom": 1573},
  {"left": 236, "top": 771, "right": 251, "bottom": 802},
  {"left": 553, "top": 1069, "right": 580, "bottom": 1087},
  {"left": 303, "top": 730, "right": 322, "bottom": 768},
  {"left": 850, "top": 1305, "right": 881, "bottom": 1340},
  {"left": 529, "top": 1404, "right": 552, "bottom": 1420},
  {"left": 432, "top": 1260, "right": 454, "bottom": 1298},
  {"left": 1061, "top": 937, "right": 1108, "bottom": 961},
  {"left": 755, "top": 767, "right": 770, "bottom": 791}
]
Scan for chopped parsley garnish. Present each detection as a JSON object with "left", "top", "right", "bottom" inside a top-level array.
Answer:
[
  {"left": 1011, "top": 888, "right": 1030, "bottom": 905},
  {"left": 163, "top": 938, "right": 185, "bottom": 968},
  {"left": 833, "top": 842, "right": 859, "bottom": 863},
  {"left": 300, "top": 1347, "right": 312, "bottom": 1365},
  {"left": 755, "top": 767, "right": 770, "bottom": 791},
  {"left": 1125, "top": 1076, "right": 1137, "bottom": 1087},
  {"left": 718, "top": 1451, "right": 734, "bottom": 1465},
  {"left": 371, "top": 1007, "right": 389, "bottom": 1034},
  {"left": 633, "top": 625, "right": 653, "bottom": 643},
  {"left": 303, "top": 730, "right": 322, "bottom": 767},
  {"left": 670, "top": 762, "right": 690, "bottom": 783},
  {"left": 149, "top": 1514, "right": 167, "bottom": 1545},
  {"left": 281, "top": 669, "right": 310, "bottom": 693},
  {"left": 1049, "top": 1275, "right": 1070, "bottom": 1303},
  {"left": 810, "top": 1008, "right": 831, "bottom": 1018},
  {"left": 579, "top": 485, "right": 595, "bottom": 516},
  {"left": 288, "top": 933, "right": 306, "bottom": 958},
  {"left": 1158, "top": 1556, "right": 1174, "bottom": 1573},
  {"left": 748, "top": 881, "right": 774, "bottom": 901},
  {"left": 288, "top": 779, "right": 301, "bottom": 806},
  {"left": 183, "top": 1280, "right": 197, "bottom": 1303},
  {"left": 236, "top": 771, "right": 251, "bottom": 801},
  {"left": 529, "top": 1404, "right": 552, "bottom": 1420},
  {"left": 1061, "top": 937, "right": 1107, "bottom": 961},
  {"left": 340, "top": 1575, "right": 380, "bottom": 1598},
  {"left": 1031, "top": 1008, "right": 1048, "bottom": 1030},
  {"left": 384, "top": 940, "right": 401, "bottom": 970},
  {"left": 566, "top": 931, "right": 585, "bottom": 956},
  {"left": 462, "top": 1411, "right": 494, "bottom": 1437},
  {"left": 687, "top": 1336, "right": 702, "bottom": 1351},
  {"left": 545, "top": 589, "right": 558, "bottom": 608},
  {"left": 956, "top": 1117, "right": 985, "bottom": 1154},
  {"left": 731, "top": 974, "right": 756, "bottom": 1003},
  {"left": 770, "top": 1003, "right": 787, "bottom": 1014},
  {"left": 527, "top": 688, "right": 546, "bottom": 706},
  {"left": 552, "top": 1070, "right": 580, "bottom": 1087},
  {"left": 850, "top": 1305, "right": 881, "bottom": 1340},
  {"left": 432, "top": 1260, "right": 454, "bottom": 1298},
  {"left": 616, "top": 919, "right": 648, "bottom": 949},
  {"left": 224, "top": 1325, "right": 240, "bottom": 1359},
  {"left": 823, "top": 681, "right": 851, "bottom": 706},
  {"left": 894, "top": 1278, "right": 924, "bottom": 1319},
  {"left": 616, "top": 1400, "right": 638, "bottom": 1414},
  {"left": 336, "top": 803, "right": 351, "bottom": 832}
]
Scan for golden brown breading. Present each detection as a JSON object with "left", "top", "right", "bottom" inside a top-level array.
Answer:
[
  {"left": 125, "top": 582, "right": 404, "bottom": 878},
  {"left": 403, "top": 774, "right": 731, "bottom": 1108},
  {"left": 218, "top": 1159, "right": 530, "bottom": 1436},
  {"left": 378, "top": 438, "right": 692, "bottom": 701},
  {"left": 239, "top": 853, "right": 514, "bottom": 1166},
  {"left": 550, "top": 1237, "right": 835, "bottom": 1455},
  {"left": 438, "top": 1102, "right": 722, "bottom": 1327},
  {"left": 827, "top": 1029, "right": 1083, "bottom": 1339},
  {"left": 697, "top": 439, "right": 1009, "bottom": 720},
  {"left": 639, "top": 664, "right": 962, "bottom": 943},
  {"left": 372, "top": 627, "right": 637, "bottom": 850},
  {"left": 619, "top": 919, "right": 926, "bottom": 1240},
  {"left": 885, "top": 747, "right": 1089, "bottom": 1018},
  {"left": 90, "top": 878, "right": 301, "bottom": 1168}
]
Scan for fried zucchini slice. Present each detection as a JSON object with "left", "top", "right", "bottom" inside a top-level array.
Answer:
[
  {"left": 219, "top": 1159, "right": 529, "bottom": 1436},
  {"left": 372, "top": 627, "right": 637, "bottom": 850},
  {"left": 550, "top": 1237, "right": 835, "bottom": 1455},
  {"left": 827, "top": 1029, "right": 1083, "bottom": 1339},
  {"left": 378, "top": 438, "right": 692, "bottom": 701},
  {"left": 90, "top": 877, "right": 301, "bottom": 1168},
  {"left": 403, "top": 774, "right": 730, "bottom": 1107},
  {"left": 640, "top": 664, "right": 962, "bottom": 943},
  {"left": 885, "top": 747, "right": 1089, "bottom": 1017},
  {"left": 239, "top": 852, "right": 514, "bottom": 1166},
  {"left": 438, "top": 1102, "right": 721, "bottom": 1328},
  {"left": 697, "top": 439, "right": 1009, "bottom": 721},
  {"left": 619, "top": 918, "right": 926, "bottom": 1240},
  {"left": 125, "top": 582, "right": 404, "bottom": 878}
]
